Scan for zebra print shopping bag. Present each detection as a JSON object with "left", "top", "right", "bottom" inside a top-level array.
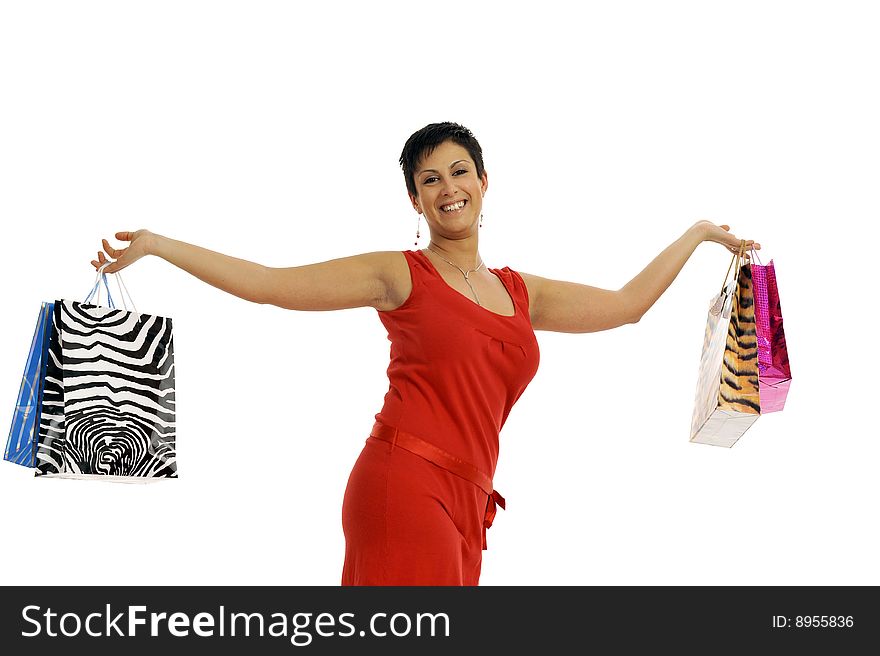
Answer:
[
  {"left": 34, "top": 264, "right": 177, "bottom": 481},
  {"left": 690, "top": 242, "right": 761, "bottom": 448}
]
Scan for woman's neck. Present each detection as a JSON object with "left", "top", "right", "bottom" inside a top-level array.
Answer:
[{"left": 424, "top": 236, "right": 482, "bottom": 271}]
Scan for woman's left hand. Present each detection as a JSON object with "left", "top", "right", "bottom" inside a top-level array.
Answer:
[{"left": 691, "top": 220, "right": 761, "bottom": 258}]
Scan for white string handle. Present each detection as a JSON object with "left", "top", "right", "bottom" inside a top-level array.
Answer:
[
  {"left": 112, "top": 267, "right": 139, "bottom": 316},
  {"left": 84, "top": 261, "right": 139, "bottom": 316},
  {"left": 83, "top": 263, "right": 115, "bottom": 309}
]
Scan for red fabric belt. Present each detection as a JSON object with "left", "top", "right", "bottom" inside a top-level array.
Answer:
[{"left": 369, "top": 420, "right": 506, "bottom": 551}]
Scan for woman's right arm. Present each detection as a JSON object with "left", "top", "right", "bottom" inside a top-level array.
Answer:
[
  {"left": 150, "top": 233, "right": 274, "bottom": 305},
  {"left": 94, "top": 231, "right": 401, "bottom": 311},
  {"left": 264, "top": 250, "right": 403, "bottom": 311}
]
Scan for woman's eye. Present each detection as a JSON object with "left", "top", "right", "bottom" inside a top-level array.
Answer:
[{"left": 423, "top": 169, "right": 467, "bottom": 184}]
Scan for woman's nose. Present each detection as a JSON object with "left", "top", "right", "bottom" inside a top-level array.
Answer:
[{"left": 439, "top": 179, "right": 459, "bottom": 197}]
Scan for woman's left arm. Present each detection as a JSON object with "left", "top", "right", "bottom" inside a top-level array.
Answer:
[
  {"left": 519, "top": 221, "right": 760, "bottom": 333},
  {"left": 620, "top": 220, "right": 760, "bottom": 323}
]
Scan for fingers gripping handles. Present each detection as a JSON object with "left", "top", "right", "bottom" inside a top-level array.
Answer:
[
  {"left": 83, "top": 260, "right": 139, "bottom": 317},
  {"left": 710, "top": 239, "right": 748, "bottom": 317},
  {"left": 719, "top": 239, "right": 750, "bottom": 296}
]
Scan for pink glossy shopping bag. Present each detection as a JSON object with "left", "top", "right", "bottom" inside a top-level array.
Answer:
[{"left": 749, "top": 247, "right": 792, "bottom": 412}]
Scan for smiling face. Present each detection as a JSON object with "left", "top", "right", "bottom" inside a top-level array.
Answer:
[{"left": 410, "top": 140, "right": 488, "bottom": 239}]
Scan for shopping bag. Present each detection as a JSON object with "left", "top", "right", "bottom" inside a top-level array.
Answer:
[
  {"left": 33, "top": 262, "right": 177, "bottom": 481},
  {"left": 5, "top": 274, "right": 116, "bottom": 467},
  {"left": 690, "top": 241, "right": 761, "bottom": 447},
  {"left": 749, "top": 246, "right": 792, "bottom": 412},
  {"left": 5, "top": 302, "right": 55, "bottom": 466}
]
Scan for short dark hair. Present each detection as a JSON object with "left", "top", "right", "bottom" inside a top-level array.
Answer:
[{"left": 399, "top": 122, "right": 486, "bottom": 201}]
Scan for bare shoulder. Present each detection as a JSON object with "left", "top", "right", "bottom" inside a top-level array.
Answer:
[
  {"left": 514, "top": 271, "right": 544, "bottom": 300},
  {"left": 265, "top": 250, "right": 407, "bottom": 312},
  {"left": 510, "top": 271, "right": 544, "bottom": 323},
  {"left": 507, "top": 270, "right": 635, "bottom": 333},
  {"left": 322, "top": 249, "right": 410, "bottom": 312},
  {"left": 341, "top": 250, "right": 409, "bottom": 311},
  {"left": 375, "top": 250, "right": 412, "bottom": 311}
]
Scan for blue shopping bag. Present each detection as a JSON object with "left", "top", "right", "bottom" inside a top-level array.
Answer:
[
  {"left": 4, "top": 273, "right": 116, "bottom": 468},
  {"left": 4, "top": 302, "right": 53, "bottom": 466}
]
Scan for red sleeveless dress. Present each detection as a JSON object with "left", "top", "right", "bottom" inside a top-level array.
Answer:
[{"left": 341, "top": 249, "right": 540, "bottom": 585}]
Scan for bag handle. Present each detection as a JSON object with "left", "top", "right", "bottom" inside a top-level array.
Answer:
[
  {"left": 749, "top": 244, "right": 764, "bottom": 266},
  {"left": 719, "top": 239, "right": 748, "bottom": 295},
  {"left": 111, "top": 266, "right": 138, "bottom": 316},
  {"left": 83, "top": 261, "right": 139, "bottom": 316},
  {"left": 83, "top": 266, "right": 115, "bottom": 309}
]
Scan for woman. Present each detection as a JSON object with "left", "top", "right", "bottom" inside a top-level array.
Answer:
[{"left": 90, "top": 122, "right": 760, "bottom": 586}]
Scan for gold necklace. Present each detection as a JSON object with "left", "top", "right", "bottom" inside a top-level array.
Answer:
[{"left": 426, "top": 245, "right": 486, "bottom": 305}]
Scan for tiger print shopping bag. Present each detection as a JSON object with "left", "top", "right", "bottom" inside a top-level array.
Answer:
[
  {"left": 33, "top": 263, "right": 177, "bottom": 481},
  {"left": 690, "top": 241, "right": 761, "bottom": 447}
]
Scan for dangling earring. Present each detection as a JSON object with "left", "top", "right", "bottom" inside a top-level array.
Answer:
[
  {"left": 414, "top": 213, "right": 422, "bottom": 247},
  {"left": 479, "top": 213, "right": 483, "bottom": 228}
]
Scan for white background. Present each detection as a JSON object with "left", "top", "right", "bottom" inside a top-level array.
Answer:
[{"left": 0, "top": 1, "right": 876, "bottom": 586}]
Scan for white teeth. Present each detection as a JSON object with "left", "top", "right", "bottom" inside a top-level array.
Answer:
[{"left": 442, "top": 200, "right": 466, "bottom": 212}]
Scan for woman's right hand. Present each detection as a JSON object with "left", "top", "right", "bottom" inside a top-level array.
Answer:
[{"left": 90, "top": 230, "right": 155, "bottom": 274}]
